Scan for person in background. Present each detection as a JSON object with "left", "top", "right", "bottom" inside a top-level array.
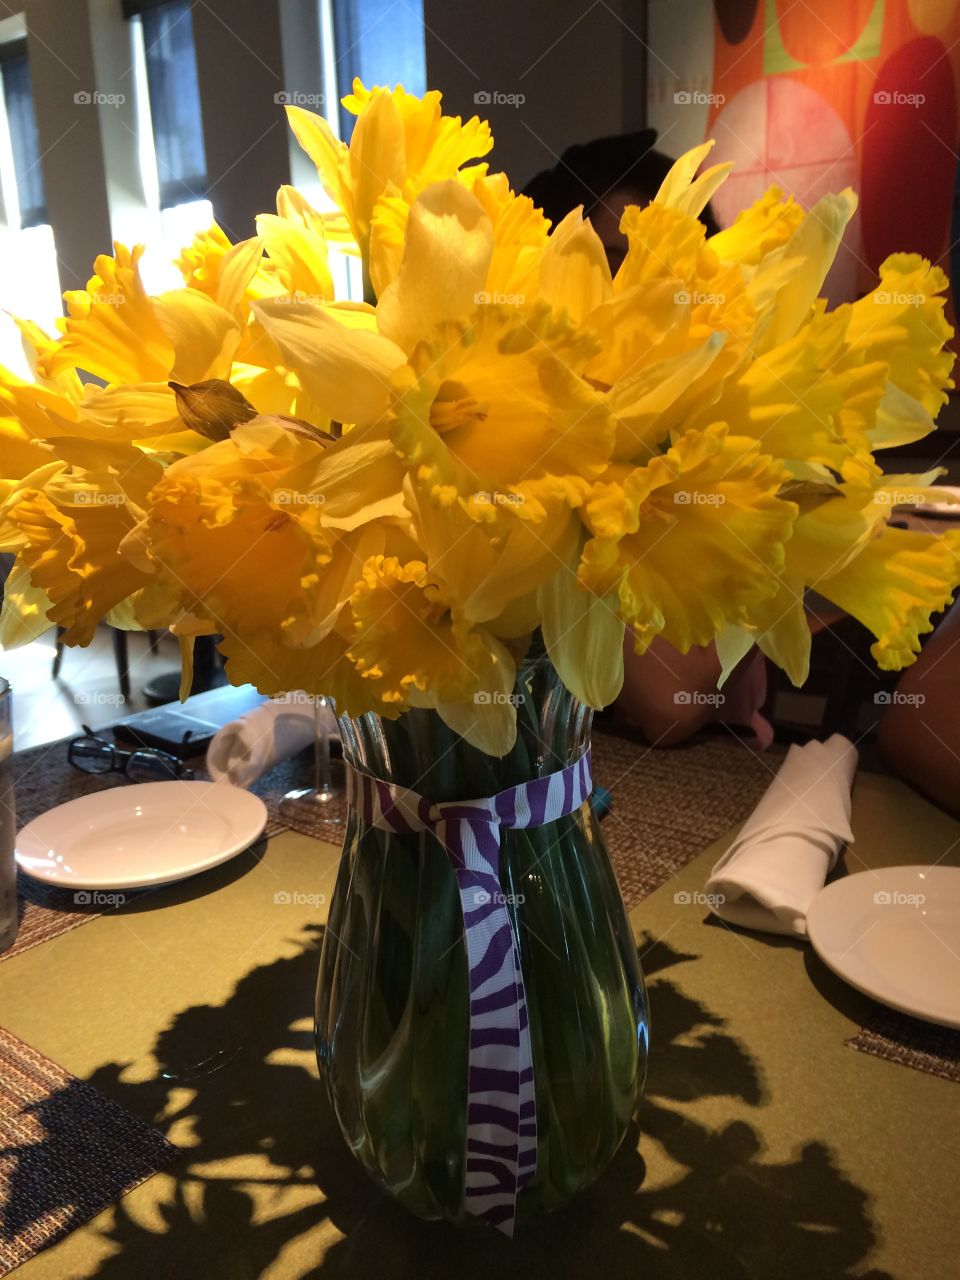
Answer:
[
  {"left": 523, "top": 134, "right": 771, "bottom": 749},
  {"left": 878, "top": 601, "right": 960, "bottom": 814}
]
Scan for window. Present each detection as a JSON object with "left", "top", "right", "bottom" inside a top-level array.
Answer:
[
  {"left": 126, "top": 0, "right": 207, "bottom": 208},
  {"left": 0, "top": 36, "right": 59, "bottom": 376},
  {"left": 125, "top": 0, "right": 212, "bottom": 293},
  {"left": 332, "top": 0, "right": 426, "bottom": 139},
  {"left": 324, "top": 0, "right": 427, "bottom": 295},
  {"left": 0, "top": 38, "right": 45, "bottom": 228}
]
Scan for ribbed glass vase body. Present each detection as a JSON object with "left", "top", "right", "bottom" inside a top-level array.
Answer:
[{"left": 315, "top": 655, "right": 648, "bottom": 1225}]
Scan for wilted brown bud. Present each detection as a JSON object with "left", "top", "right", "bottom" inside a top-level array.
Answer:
[{"left": 169, "top": 379, "right": 259, "bottom": 441}]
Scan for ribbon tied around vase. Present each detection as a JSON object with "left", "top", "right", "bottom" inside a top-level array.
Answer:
[{"left": 345, "top": 748, "right": 594, "bottom": 1236}]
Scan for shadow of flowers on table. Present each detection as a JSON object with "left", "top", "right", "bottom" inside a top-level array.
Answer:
[{"left": 2, "top": 928, "right": 894, "bottom": 1280}]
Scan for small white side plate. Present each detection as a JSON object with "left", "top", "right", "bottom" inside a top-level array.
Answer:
[
  {"left": 15, "top": 781, "right": 267, "bottom": 891},
  {"left": 807, "top": 865, "right": 960, "bottom": 1029}
]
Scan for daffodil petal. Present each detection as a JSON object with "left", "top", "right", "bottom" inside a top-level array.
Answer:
[
  {"left": 818, "top": 526, "right": 960, "bottom": 670},
  {"left": 757, "top": 190, "right": 858, "bottom": 351},
  {"left": 581, "top": 424, "right": 795, "bottom": 653},
  {"left": 749, "top": 580, "right": 811, "bottom": 686},
  {"left": 540, "top": 566, "right": 624, "bottom": 708},
  {"left": 253, "top": 299, "right": 405, "bottom": 425},
  {"left": 870, "top": 383, "right": 936, "bottom": 451},
  {"left": 154, "top": 290, "right": 242, "bottom": 384},
  {"left": 655, "top": 141, "right": 731, "bottom": 219},
  {"left": 377, "top": 180, "right": 493, "bottom": 353},
  {"left": 715, "top": 622, "right": 757, "bottom": 689},
  {"left": 44, "top": 244, "right": 175, "bottom": 385},
  {"left": 0, "top": 556, "right": 53, "bottom": 647},
  {"left": 539, "top": 208, "right": 612, "bottom": 325}
]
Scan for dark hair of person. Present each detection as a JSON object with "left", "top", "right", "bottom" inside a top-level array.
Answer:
[{"left": 522, "top": 129, "right": 720, "bottom": 236}]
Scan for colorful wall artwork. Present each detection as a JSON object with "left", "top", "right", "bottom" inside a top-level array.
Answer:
[{"left": 647, "top": 0, "right": 960, "bottom": 310}]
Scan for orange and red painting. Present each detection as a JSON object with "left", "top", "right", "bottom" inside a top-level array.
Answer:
[{"left": 651, "top": 0, "right": 960, "bottom": 308}]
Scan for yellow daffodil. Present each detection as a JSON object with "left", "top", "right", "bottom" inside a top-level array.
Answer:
[
  {"left": 130, "top": 417, "right": 411, "bottom": 694},
  {"left": 708, "top": 186, "right": 805, "bottom": 267},
  {"left": 389, "top": 302, "right": 611, "bottom": 629},
  {"left": 2, "top": 88, "right": 958, "bottom": 756},
  {"left": 4, "top": 442, "right": 162, "bottom": 645},
  {"left": 580, "top": 424, "right": 796, "bottom": 654},
  {"left": 287, "top": 79, "right": 492, "bottom": 280},
  {"left": 846, "top": 254, "right": 955, "bottom": 449},
  {"left": 818, "top": 525, "right": 960, "bottom": 670},
  {"left": 348, "top": 555, "right": 519, "bottom": 753},
  {"left": 726, "top": 470, "right": 960, "bottom": 683},
  {"left": 256, "top": 186, "right": 337, "bottom": 304}
]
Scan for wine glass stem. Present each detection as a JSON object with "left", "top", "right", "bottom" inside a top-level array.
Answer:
[{"left": 315, "top": 697, "right": 331, "bottom": 794}]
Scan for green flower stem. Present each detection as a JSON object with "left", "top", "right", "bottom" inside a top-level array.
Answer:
[{"left": 316, "top": 648, "right": 649, "bottom": 1225}]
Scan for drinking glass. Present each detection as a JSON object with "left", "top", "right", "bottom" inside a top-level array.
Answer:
[{"left": 280, "top": 695, "right": 344, "bottom": 820}]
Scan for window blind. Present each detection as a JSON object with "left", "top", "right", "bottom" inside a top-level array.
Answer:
[
  {"left": 0, "top": 40, "right": 46, "bottom": 228},
  {"left": 332, "top": 0, "right": 426, "bottom": 139},
  {"left": 136, "top": 0, "right": 208, "bottom": 208}
]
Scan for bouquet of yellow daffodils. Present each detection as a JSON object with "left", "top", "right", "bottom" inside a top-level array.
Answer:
[{"left": 1, "top": 82, "right": 958, "bottom": 756}]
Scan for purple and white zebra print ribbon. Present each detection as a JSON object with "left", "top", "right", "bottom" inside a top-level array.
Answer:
[{"left": 345, "top": 748, "right": 593, "bottom": 1236}]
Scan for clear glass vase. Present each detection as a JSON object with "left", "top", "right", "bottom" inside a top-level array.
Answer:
[{"left": 314, "top": 649, "right": 649, "bottom": 1226}]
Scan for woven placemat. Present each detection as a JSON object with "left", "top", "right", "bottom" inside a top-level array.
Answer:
[
  {"left": 846, "top": 1004, "right": 960, "bottom": 1083},
  {"left": 7, "top": 743, "right": 141, "bottom": 962},
  {"left": 0, "top": 1025, "right": 180, "bottom": 1275},
  {"left": 590, "top": 728, "right": 781, "bottom": 909}
]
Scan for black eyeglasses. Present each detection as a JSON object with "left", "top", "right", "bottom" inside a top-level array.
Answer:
[{"left": 68, "top": 726, "right": 196, "bottom": 783}]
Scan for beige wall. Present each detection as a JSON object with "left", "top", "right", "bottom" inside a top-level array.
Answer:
[{"left": 422, "top": 0, "right": 648, "bottom": 190}]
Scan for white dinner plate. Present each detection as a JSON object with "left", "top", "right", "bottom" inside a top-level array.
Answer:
[
  {"left": 15, "top": 781, "right": 267, "bottom": 891},
  {"left": 807, "top": 866, "right": 960, "bottom": 1029}
]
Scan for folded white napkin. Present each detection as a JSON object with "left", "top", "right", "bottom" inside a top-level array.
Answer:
[
  {"left": 705, "top": 735, "right": 858, "bottom": 938},
  {"left": 207, "top": 694, "right": 338, "bottom": 787}
]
